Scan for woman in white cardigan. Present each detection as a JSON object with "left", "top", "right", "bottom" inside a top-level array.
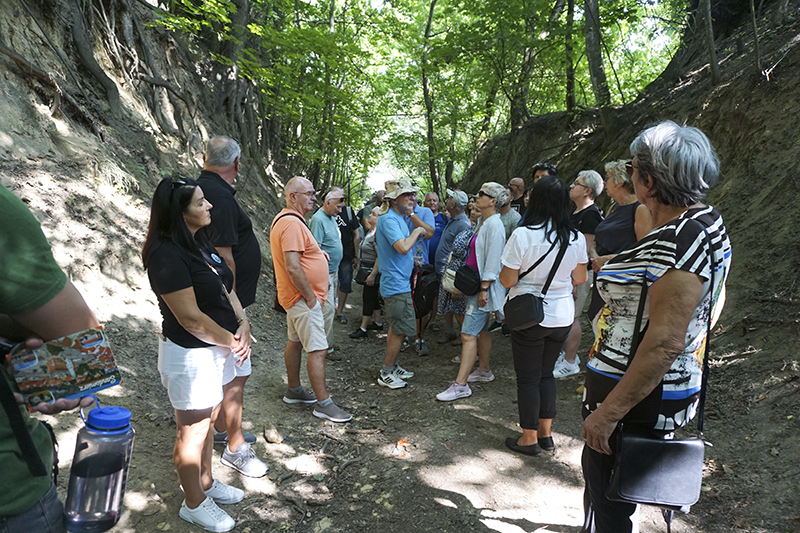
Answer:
[{"left": 436, "top": 182, "right": 507, "bottom": 401}]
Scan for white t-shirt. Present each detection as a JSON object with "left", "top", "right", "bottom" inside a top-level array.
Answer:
[{"left": 501, "top": 226, "right": 587, "bottom": 328}]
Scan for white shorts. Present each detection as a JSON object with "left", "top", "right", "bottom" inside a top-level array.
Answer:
[{"left": 158, "top": 337, "right": 235, "bottom": 410}]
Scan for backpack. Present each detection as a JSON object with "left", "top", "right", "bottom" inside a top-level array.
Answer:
[{"left": 410, "top": 264, "right": 439, "bottom": 319}]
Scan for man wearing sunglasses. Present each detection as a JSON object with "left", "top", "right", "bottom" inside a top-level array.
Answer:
[
  {"left": 310, "top": 187, "right": 346, "bottom": 360},
  {"left": 197, "top": 136, "right": 266, "bottom": 476}
]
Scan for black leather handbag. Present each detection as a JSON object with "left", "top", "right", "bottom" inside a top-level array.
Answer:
[
  {"left": 605, "top": 223, "right": 715, "bottom": 523},
  {"left": 503, "top": 239, "right": 564, "bottom": 331},
  {"left": 454, "top": 264, "right": 481, "bottom": 296}
]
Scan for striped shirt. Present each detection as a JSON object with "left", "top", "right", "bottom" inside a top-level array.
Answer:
[{"left": 584, "top": 206, "right": 732, "bottom": 431}]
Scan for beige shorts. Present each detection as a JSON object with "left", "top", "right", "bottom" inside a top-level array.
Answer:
[
  {"left": 158, "top": 336, "right": 235, "bottom": 411},
  {"left": 574, "top": 271, "right": 594, "bottom": 319},
  {"left": 286, "top": 298, "right": 328, "bottom": 353},
  {"left": 384, "top": 292, "right": 417, "bottom": 337}
]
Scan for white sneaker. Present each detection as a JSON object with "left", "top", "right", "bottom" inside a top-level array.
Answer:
[
  {"left": 179, "top": 497, "right": 235, "bottom": 532},
  {"left": 553, "top": 353, "right": 581, "bottom": 379},
  {"left": 221, "top": 442, "right": 269, "bottom": 478},
  {"left": 467, "top": 368, "right": 495, "bottom": 383},
  {"left": 378, "top": 371, "right": 408, "bottom": 389},
  {"left": 204, "top": 479, "right": 244, "bottom": 504},
  {"left": 393, "top": 364, "right": 415, "bottom": 379},
  {"left": 436, "top": 381, "right": 472, "bottom": 401}
]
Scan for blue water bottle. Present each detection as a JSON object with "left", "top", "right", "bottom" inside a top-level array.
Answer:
[{"left": 64, "top": 397, "right": 135, "bottom": 532}]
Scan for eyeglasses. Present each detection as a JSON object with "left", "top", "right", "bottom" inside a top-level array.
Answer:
[
  {"left": 570, "top": 182, "right": 590, "bottom": 189},
  {"left": 625, "top": 161, "right": 637, "bottom": 177},
  {"left": 295, "top": 190, "right": 316, "bottom": 198},
  {"left": 477, "top": 190, "right": 494, "bottom": 199}
]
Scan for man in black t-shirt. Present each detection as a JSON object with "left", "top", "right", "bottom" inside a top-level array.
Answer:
[
  {"left": 197, "top": 136, "right": 264, "bottom": 476},
  {"left": 334, "top": 192, "right": 361, "bottom": 324}
]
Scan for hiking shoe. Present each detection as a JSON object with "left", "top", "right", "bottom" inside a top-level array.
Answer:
[
  {"left": 326, "top": 347, "right": 342, "bottom": 361},
  {"left": 283, "top": 388, "right": 317, "bottom": 404},
  {"left": 350, "top": 328, "right": 368, "bottom": 339},
  {"left": 488, "top": 320, "right": 503, "bottom": 333},
  {"left": 400, "top": 339, "right": 410, "bottom": 351},
  {"left": 313, "top": 401, "right": 353, "bottom": 423},
  {"left": 179, "top": 497, "right": 235, "bottom": 532},
  {"left": 467, "top": 368, "right": 495, "bottom": 383},
  {"left": 378, "top": 371, "right": 408, "bottom": 389},
  {"left": 213, "top": 429, "right": 256, "bottom": 445},
  {"left": 553, "top": 353, "right": 581, "bottom": 379},
  {"left": 366, "top": 322, "right": 384, "bottom": 331},
  {"left": 204, "top": 479, "right": 244, "bottom": 505},
  {"left": 415, "top": 339, "right": 430, "bottom": 356},
  {"left": 436, "top": 381, "right": 472, "bottom": 401},
  {"left": 221, "top": 442, "right": 268, "bottom": 478},
  {"left": 438, "top": 331, "right": 459, "bottom": 344},
  {"left": 393, "top": 364, "right": 415, "bottom": 379},
  {"left": 502, "top": 324, "right": 511, "bottom": 336}
]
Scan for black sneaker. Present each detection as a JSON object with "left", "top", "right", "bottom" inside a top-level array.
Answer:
[
  {"left": 502, "top": 324, "right": 511, "bottom": 337},
  {"left": 350, "top": 328, "right": 368, "bottom": 339},
  {"left": 366, "top": 322, "right": 384, "bottom": 331},
  {"left": 488, "top": 320, "right": 503, "bottom": 333}
]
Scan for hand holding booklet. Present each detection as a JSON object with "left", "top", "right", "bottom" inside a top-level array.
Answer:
[{"left": 9, "top": 326, "right": 121, "bottom": 412}]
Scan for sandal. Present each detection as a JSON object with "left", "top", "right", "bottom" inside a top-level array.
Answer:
[{"left": 336, "top": 315, "right": 348, "bottom": 324}]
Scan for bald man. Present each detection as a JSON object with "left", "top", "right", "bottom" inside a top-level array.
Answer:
[{"left": 270, "top": 177, "right": 352, "bottom": 423}]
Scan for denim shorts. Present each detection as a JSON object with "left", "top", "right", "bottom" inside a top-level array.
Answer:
[
  {"left": 338, "top": 256, "right": 354, "bottom": 293},
  {"left": 460, "top": 293, "right": 491, "bottom": 337}
]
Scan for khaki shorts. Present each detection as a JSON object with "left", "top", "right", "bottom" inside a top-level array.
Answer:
[
  {"left": 384, "top": 292, "right": 417, "bottom": 337},
  {"left": 286, "top": 298, "right": 328, "bottom": 353},
  {"left": 574, "top": 271, "right": 594, "bottom": 319}
]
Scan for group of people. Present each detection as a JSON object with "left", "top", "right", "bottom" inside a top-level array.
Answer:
[{"left": 1, "top": 121, "right": 732, "bottom": 533}]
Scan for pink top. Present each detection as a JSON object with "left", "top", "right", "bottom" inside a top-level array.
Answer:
[{"left": 465, "top": 233, "right": 479, "bottom": 271}]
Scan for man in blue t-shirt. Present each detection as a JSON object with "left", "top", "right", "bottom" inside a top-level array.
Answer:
[
  {"left": 310, "top": 188, "right": 345, "bottom": 358},
  {"left": 375, "top": 178, "right": 432, "bottom": 389}
]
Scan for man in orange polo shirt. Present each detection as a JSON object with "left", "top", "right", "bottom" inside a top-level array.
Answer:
[{"left": 270, "top": 176, "right": 352, "bottom": 423}]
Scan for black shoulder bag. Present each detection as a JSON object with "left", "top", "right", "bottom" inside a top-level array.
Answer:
[
  {"left": 270, "top": 212, "right": 306, "bottom": 313},
  {"left": 503, "top": 238, "right": 566, "bottom": 332},
  {"left": 605, "top": 223, "right": 715, "bottom": 530}
]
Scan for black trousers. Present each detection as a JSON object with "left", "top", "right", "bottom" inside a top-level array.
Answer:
[{"left": 509, "top": 323, "right": 571, "bottom": 430}]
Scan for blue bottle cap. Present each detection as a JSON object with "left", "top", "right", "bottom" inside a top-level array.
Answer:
[{"left": 86, "top": 405, "right": 131, "bottom": 432}]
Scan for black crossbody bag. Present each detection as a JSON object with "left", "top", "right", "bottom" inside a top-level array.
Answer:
[
  {"left": 503, "top": 238, "right": 566, "bottom": 331},
  {"left": 605, "top": 223, "right": 715, "bottom": 529}
]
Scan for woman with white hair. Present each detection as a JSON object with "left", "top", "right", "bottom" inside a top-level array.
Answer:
[
  {"left": 585, "top": 160, "right": 653, "bottom": 323},
  {"left": 581, "top": 121, "right": 731, "bottom": 532},
  {"left": 436, "top": 182, "right": 507, "bottom": 401},
  {"left": 553, "top": 170, "right": 604, "bottom": 379}
]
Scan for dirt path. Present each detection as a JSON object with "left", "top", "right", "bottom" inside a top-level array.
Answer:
[{"left": 42, "top": 276, "right": 798, "bottom": 533}]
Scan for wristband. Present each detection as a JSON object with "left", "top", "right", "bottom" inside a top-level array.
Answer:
[{"left": 237, "top": 317, "right": 249, "bottom": 324}]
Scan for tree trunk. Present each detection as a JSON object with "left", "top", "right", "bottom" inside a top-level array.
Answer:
[
  {"left": 704, "top": 0, "right": 721, "bottom": 84},
  {"left": 584, "top": 0, "right": 610, "bottom": 107},
  {"left": 421, "top": 0, "right": 438, "bottom": 192},
  {"left": 565, "top": 0, "right": 575, "bottom": 113},
  {"left": 479, "top": 84, "right": 498, "bottom": 139}
]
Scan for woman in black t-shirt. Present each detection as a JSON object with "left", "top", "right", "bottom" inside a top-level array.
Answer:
[{"left": 142, "top": 177, "right": 251, "bottom": 532}]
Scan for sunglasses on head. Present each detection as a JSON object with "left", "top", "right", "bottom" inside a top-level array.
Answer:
[
  {"left": 477, "top": 190, "right": 494, "bottom": 199},
  {"left": 625, "top": 161, "right": 637, "bottom": 177},
  {"left": 171, "top": 176, "right": 192, "bottom": 188}
]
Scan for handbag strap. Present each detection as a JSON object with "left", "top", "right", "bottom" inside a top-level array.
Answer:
[
  {"left": 0, "top": 368, "right": 49, "bottom": 477},
  {"left": 626, "top": 218, "right": 717, "bottom": 435},
  {"left": 517, "top": 238, "right": 558, "bottom": 281},
  {"left": 540, "top": 240, "right": 569, "bottom": 298}
]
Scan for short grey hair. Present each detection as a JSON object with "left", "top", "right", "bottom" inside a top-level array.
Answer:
[
  {"left": 577, "top": 170, "right": 604, "bottom": 200},
  {"left": 481, "top": 181, "right": 507, "bottom": 207},
  {"left": 325, "top": 186, "right": 344, "bottom": 202},
  {"left": 629, "top": 120, "right": 719, "bottom": 207},
  {"left": 604, "top": 160, "right": 633, "bottom": 194},
  {"left": 205, "top": 136, "right": 241, "bottom": 167}
]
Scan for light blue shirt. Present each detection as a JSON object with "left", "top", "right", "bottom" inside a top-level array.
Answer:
[
  {"left": 310, "top": 208, "right": 343, "bottom": 273},
  {"left": 405, "top": 206, "right": 435, "bottom": 264},
  {"left": 376, "top": 209, "right": 413, "bottom": 297}
]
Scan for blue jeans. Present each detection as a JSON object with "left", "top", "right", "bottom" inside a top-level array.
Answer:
[{"left": 0, "top": 483, "right": 66, "bottom": 533}]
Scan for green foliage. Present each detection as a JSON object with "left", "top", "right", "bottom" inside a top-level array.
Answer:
[{"left": 155, "top": 0, "right": 686, "bottom": 193}]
